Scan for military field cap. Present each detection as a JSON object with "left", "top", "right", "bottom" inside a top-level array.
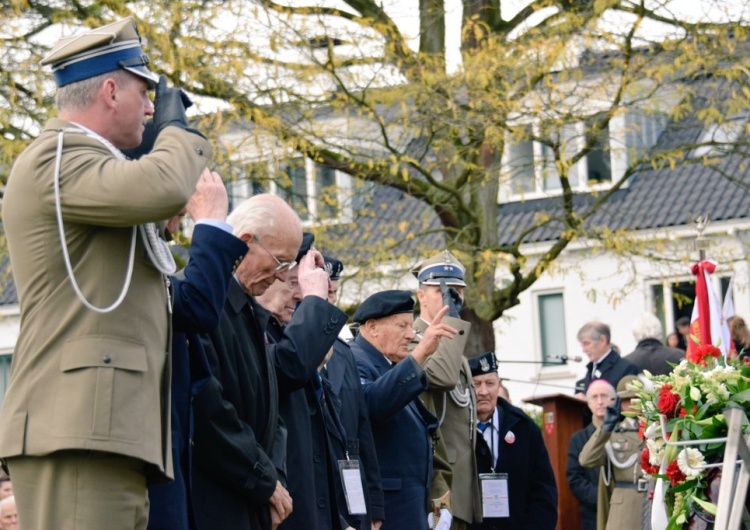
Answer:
[
  {"left": 352, "top": 290, "right": 415, "bottom": 324},
  {"left": 41, "top": 17, "right": 158, "bottom": 88},
  {"left": 469, "top": 351, "right": 498, "bottom": 377},
  {"left": 412, "top": 249, "right": 466, "bottom": 287},
  {"left": 323, "top": 255, "right": 344, "bottom": 281},
  {"left": 296, "top": 232, "right": 315, "bottom": 263},
  {"left": 617, "top": 375, "right": 638, "bottom": 399}
]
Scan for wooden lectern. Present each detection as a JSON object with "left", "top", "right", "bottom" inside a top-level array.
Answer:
[{"left": 523, "top": 393, "right": 589, "bottom": 530}]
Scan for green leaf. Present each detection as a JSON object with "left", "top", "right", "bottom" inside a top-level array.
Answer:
[
  {"left": 692, "top": 497, "right": 718, "bottom": 515},
  {"left": 729, "top": 389, "right": 750, "bottom": 403}
]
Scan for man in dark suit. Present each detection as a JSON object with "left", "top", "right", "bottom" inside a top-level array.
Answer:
[
  {"left": 191, "top": 194, "right": 302, "bottom": 530},
  {"left": 351, "top": 290, "right": 457, "bottom": 530},
  {"left": 256, "top": 235, "right": 350, "bottom": 530},
  {"left": 623, "top": 313, "right": 684, "bottom": 376},
  {"left": 574, "top": 321, "right": 638, "bottom": 396},
  {"left": 322, "top": 256, "right": 385, "bottom": 530},
  {"left": 566, "top": 379, "right": 616, "bottom": 530},
  {"left": 468, "top": 352, "right": 558, "bottom": 530},
  {"left": 145, "top": 170, "right": 248, "bottom": 530}
]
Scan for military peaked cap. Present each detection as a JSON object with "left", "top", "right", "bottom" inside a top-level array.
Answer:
[
  {"left": 412, "top": 249, "right": 466, "bottom": 287},
  {"left": 42, "top": 17, "right": 158, "bottom": 88}
]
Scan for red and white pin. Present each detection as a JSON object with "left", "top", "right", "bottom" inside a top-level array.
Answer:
[{"left": 504, "top": 431, "right": 516, "bottom": 444}]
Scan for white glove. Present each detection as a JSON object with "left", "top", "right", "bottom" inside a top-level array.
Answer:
[{"left": 427, "top": 508, "right": 453, "bottom": 530}]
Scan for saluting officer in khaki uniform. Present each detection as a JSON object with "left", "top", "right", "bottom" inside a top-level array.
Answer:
[
  {"left": 411, "top": 251, "right": 480, "bottom": 530},
  {"left": 579, "top": 376, "right": 648, "bottom": 530},
  {"left": 0, "top": 17, "right": 211, "bottom": 529}
]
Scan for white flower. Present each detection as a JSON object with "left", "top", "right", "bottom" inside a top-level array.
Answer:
[
  {"left": 644, "top": 421, "right": 662, "bottom": 439},
  {"left": 690, "top": 386, "right": 702, "bottom": 401},
  {"left": 677, "top": 448, "right": 706, "bottom": 478},
  {"left": 646, "top": 438, "right": 665, "bottom": 465}
]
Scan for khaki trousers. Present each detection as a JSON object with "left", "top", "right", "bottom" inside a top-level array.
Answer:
[{"left": 8, "top": 450, "right": 149, "bottom": 530}]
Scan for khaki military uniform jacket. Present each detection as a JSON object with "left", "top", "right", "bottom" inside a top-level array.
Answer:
[
  {"left": 413, "top": 315, "right": 481, "bottom": 525},
  {"left": 0, "top": 119, "right": 211, "bottom": 481},
  {"left": 579, "top": 420, "right": 646, "bottom": 530}
]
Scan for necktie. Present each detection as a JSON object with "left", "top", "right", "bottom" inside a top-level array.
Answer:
[
  {"left": 477, "top": 421, "right": 489, "bottom": 433},
  {"left": 313, "top": 371, "right": 324, "bottom": 402}
]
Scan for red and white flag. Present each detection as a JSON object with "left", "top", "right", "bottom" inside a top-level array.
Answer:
[{"left": 687, "top": 261, "right": 732, "bottom": 357}]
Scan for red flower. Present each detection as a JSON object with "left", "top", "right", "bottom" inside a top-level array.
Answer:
[
  {"left": 657, "top": 384, "right": 681, "bottom": 417},
  {"left": 687, "top": 344, "right": 721, "bottom": 366},
  {"left": 679, "top": 405, "right": 698, "bottom": 417},
  {"left": 641, "top": 448, "right": 659, "bottom": 475},
  {"left": 666, "top": 460, "right": 686, "bottom": 486},
  {"left": 638, "top": 420, "right": 646, "bottom": 440}
]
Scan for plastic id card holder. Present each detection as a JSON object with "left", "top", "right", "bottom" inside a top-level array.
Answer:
[
  {"left": 339, "top": 460, "right": 367, "bottom": 515},
  {"left": 479, "top": 473, "right": 510, "bottom": 518}
]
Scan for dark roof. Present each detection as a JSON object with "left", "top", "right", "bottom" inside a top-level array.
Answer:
[{"left": 318, "top": 75, "right": 750, "bottom": 262}]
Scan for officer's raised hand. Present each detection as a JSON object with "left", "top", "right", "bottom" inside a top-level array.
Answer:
[
  {"left": 602, "top": 396, "right": 623, "bottom": 433},
  {"left": 439, "top": 279, "right": 463, "bottom": 318},
  {"left": 153, "top": 74, "right": 192, "bottom": 133}
]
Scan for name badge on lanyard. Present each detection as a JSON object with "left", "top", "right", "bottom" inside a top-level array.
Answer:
[
  {"left": 479, "top": 472, "right": 510, "bottom": 518},
  {"left": 339, "top": 459, "right": 367, "bottom": 515}
]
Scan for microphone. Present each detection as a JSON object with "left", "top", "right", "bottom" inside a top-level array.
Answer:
[{"left": 551, "top": 354, "right": 583, "bottom": 362}]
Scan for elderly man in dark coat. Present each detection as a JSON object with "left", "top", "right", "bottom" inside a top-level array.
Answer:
[
  {"left": 623, "top": 313, "right": 684, "bottom": 376},
  {"left": 351, "top": 290, "right": 457, "bottom": 530},
  {"left": 191, "top": 194, "right": 303, "bottom": 530},
  {"left": 256, "top": 234, "right": 350, "bottom": 530},
  {"left": 468, "top": 352, "right": 558, "bottom": 530},
  {"left": 566, "top": 379, "right": 617, "bottom": 530}
]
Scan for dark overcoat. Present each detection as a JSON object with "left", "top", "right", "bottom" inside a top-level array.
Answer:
[
  {"left": 623, "top": 338, "right": 684, "bottom": 376},
  {"left": 566, "top": 423, "right": 600, "bottom": 530},
  {"left": 191, "top": 283, "right": 286, "bottom": 530},
  {"left": 469, "top": 399, "right": 558, "bottom": 530},
  {"left": 265, "top": 297, "right": 348, "bottom": 530},
  {"left": 325, "top": 338, "right": 385, "bottom": 529},
  {"left": 575, "top": 350, "right": 639, "bottom": 394},
  {"left": 148, "top": 224, "right": 246, "bottom": 530},
  {"left": 352, "top": 335, "right": 438, "bottom": 530}
]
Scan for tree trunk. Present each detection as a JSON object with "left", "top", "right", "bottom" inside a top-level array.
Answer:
[{"left": 462, "top": 306, "right": 496, "bottom": 357}]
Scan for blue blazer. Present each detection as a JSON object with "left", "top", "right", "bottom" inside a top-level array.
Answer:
[
  {"left": 351, "top": 335, "right": 438, "bottom": 530},
  {"left": 147, "top": 223, "right": 247, "bottom": 530}
]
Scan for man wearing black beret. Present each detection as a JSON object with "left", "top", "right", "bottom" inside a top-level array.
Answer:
[
  {"left": 468, "top": 352, "right": 558, "bottom": 530},
  {"left": 351, "top": 290, "right": 457, "bottom": 530}
]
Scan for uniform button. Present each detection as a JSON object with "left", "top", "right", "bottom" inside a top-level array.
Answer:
[
  {"left": 331, "top": 317, "right": 339, "bottom": 324},
  {"left": 102, "top": 355, "right": 112, "bottom": 364},
  {"left": 190, "top": 438, "right": 194, "bottom": 447},
  {"left": 314, "top": 452, "right": 322, "bottom": 463},
  {"left": 317, "top": 498, "right": 326, "bottom": 508},
  {"left": 196, "top": 146, "right": 204, "bottom": 156}
]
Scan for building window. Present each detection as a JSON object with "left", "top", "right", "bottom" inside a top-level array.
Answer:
[
  {"left": 0, "top": 354, "right": 11, "bottom": 410},
  {"left": 538, "top": 293, "right": 567, "bottom": 366},
  {"left": 277, "top": 159, "right": 310, "bottom": 221},
  {"left": 226, "top": 158, "right": 350, "bottom": 224},
  {"left": 584, "top": 119, "right": 612, "bottom": 184},
  {"left": 693, "top": 114, "right": 748, "bottom": 158},
  {"left": 500, "top": 110, "right": 665, "bottom": 201}
]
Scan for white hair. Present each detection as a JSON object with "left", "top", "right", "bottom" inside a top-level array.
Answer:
[
  {"left": 227, "top": 193, "right": 298, "bottom": 240},
  {"left": 633, "top": 313, "right": 664, "bottom": 342},
  {"left": 56, "top": 70, "right": 133, "bottom": 112}
]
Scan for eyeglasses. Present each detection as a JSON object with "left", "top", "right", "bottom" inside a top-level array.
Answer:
[{"left": 253, "top": 235, "right": 297, "bottom": 273}]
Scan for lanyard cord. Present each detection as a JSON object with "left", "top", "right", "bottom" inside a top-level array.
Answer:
[
  {"left": 489, "top": 417, "right": 496, "bottom": 473},
  {"left": 53, "top": 128, "right": 137, "bottom": 314}
]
